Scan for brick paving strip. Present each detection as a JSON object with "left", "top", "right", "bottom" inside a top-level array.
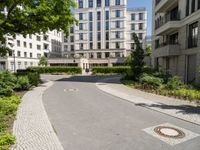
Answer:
[
  {"left": 96, "top": 77, "right": 200, "bottom": 125},
  {"left": 11, "top": 81, "right": 64, "bottom": 150}
]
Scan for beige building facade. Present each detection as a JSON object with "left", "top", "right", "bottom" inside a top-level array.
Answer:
[{"left": 152, "top": 0, "right": 200, "bottom": 83}]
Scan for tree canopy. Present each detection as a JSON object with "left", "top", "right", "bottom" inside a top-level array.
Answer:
[
  {"left": 39, "top": 56, "right": 48, "bottom": 66},
  {"left": 0, "top": 0, "right": 77, "bottom": 56}
]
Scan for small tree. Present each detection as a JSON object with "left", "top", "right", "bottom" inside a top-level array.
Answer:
[
  {"left": 145, "top": 45, "right": 152, "bottom": 56},
  {"left": 130, "top": 33, "right": 145, "bottom": 81},
  {"left": 39, "top": 56, "right": 48, "bottom": 66}
]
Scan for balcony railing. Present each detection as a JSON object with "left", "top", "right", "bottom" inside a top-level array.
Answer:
[
  {"left": 155, "top": 42, "right": 179, "bottom": 49},
  {"left": 155, "top": 11, "right": 180, "bottom": 30}
]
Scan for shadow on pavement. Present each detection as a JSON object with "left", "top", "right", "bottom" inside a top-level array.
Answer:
[
  {"left": 56, "top": 75, "right": 121, "bottom": 84},
  {"left": 135, "top": 103, "right": 200, "bottom": 115}
]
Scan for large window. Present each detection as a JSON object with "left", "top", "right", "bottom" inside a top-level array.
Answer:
[
  {"left": 88, "top": 0, "right": 93, "bottom": 8},
  {"left": 116, "top": 31, "right": 120, "bottom": 39},
  {"left": 97, "top": 32, "right": 101, "bottom": 41},
  {"left": 139, "top": 23, "right": 143, "bottom": 30},
  {"left": 89, "top": 32, "right": 93, "bottom": 41},
  {"left": 115, "top": 0, "right": 120, "bottom": 5},
  {"left": 188, "top": 22, "right": 198, "bottom": 48},
  {"left": 97, "top": 0, "right": 101, "bottom": 7},
  {"left": 105, "top": 0, "right": 110, "bottom": 6},
  {"left": 79, "top": 13, "right": 83, "bottom": 20},
  {"left": 169, "top": 33, "right": 179, "bottom": 44},
  {"left": 191, "top": 0, "right": 196, "bottom": 13},
  {"left": 79, "top": 0, "right": 83, "bottom": 8},
  {"left": 139, "top": 13, "right": 144, "bottom": 20},
  {"left": 131, "top": 14, "right": 135, "bottom": 20},
  {"left": 79, "top": 23, "right": 83, "bottom": 30},
  {"left": 131, "top": 23, "right": 135, "bottom": 30},
  {"left": 105, "top": 11, "right": 109, "bottom": 20},
  {"left": 186, "top": 0, "right": 190, "bottom": 16},
  {"left": 97, "top": 22, "right": 101, "bottom": 31},
  {"left": 89, "top": 22, "right": 93, "bottom": 31},
  {"left": 89, "top": 12, "right": 93, "bottom": 21},
  {"left": 116, "top": 21, "right": 120, "bottom": 28},
  {"left": 116, "top": 10, "right": 120, "bottom": 18},
  {"left": 106, "top": 21, "right": 109, "bottom": 30},
  {"left": 198, "top": 0, "right": 200, "bottom": 9},
  {"left": 106, "top": 32, "right": 109, "bottom": 40},
  {"left": 79, "top": 33, "right": 83, "bottom": 40},
  {"left": 97, "top": 11, "right": 101, "bottom": 20}
]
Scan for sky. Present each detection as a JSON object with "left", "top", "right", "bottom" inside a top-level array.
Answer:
[{"left": 128, "top": 0, "right": 152, "bottom": 36}]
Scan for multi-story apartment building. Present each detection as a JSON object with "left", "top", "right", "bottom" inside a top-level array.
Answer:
[
  {"left": 0, "top": 7, "right": 62, "bottom": 71},
  {"left": 0, "top": 31, "right": 62, "bottom": 71},
  {"left": 152, "top": 0, "right": 200, "bottom": 83},
  {"left": 60, "top": 0, "right": 147, "bottom": 68}
]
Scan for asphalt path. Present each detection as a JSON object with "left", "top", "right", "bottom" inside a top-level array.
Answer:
[{"left": 43, "top": 76, "right": 200, "bottom": 150}]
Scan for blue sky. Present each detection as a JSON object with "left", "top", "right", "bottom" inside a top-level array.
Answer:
[{"left": 128, "top": 0, "right": 152, "bottom": 36}]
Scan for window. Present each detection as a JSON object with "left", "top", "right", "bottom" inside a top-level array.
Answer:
[
  {"left": 106, "top": 42, "right": 109, "bottom": 49},
  {"left": 97, "top": 11, "right": 101, "bottom": 20},
  {"left": 90, "top": 43, "right": 93, "bottom": 49},
  {"left": 131, "top": 14, "right": 135, "bottom": 20},
  {"left": 191, "top": 0, "right": 196, "bottom": 13},
  {"left": 24, "top": 42, "right": 27, "bottom": 47},
  {"left": 106, "top": 32, "right": 109, "bottom": 40},
  {"left": 116, "top": 10, "right": 120, "bottom": 18},
  {"left": 97, "top": 42, "right": 101, "bottom": 49},
  {"left": 116, "top": 42, "right": 120, "bottom": 49},
  {"left": 89, "top": 32, "right": 93, "bottom": 41},
  {"left": 70, "top": 36, "right": 74, "bottom": 42},
  {"left": 139, "top": 23, "right": 143, "bottom": 30},
  {"left": 139, "top": 13, "right": 144, "bottom": 20},
  {"left": 88, "top": 0, "right": 93, "bottom": 8},
  {"left": 116, "top": 31, "right": 120, "bottom": 39},
  {"left": 29, "top": 43, "right": 32, "bottom": 48},
  {"left": 71, "top": 45, "right": 74, "bottom": 51},
  {"left": 186, "top": 0, "right": 190, "bottom": 16},
  {"left": 79, "top": 43, "right": 84, "bottom": 50},
  {"left": 116, "top": 21, "right": 120, "bottom": 28},
  {"left": 115, "top": 0, "right": 120, "bottom": 5},
  {"left": 131, "top": 43, "right": 135, "bottom": 49},
  {"left": 169, "top": 33, "right": 179, "bottom": 44},
  {"left": 105, "top": 11, "right": 109, "bottom": 20},
  {"left": 198, "top": 0, "right": 200, "bottom": 9},
  {"left": 70, "top": 27, "right": 74, "bottom": 33},
  {"left": 89, "top": 12, "right": 93, "bottom": 21},
  {"left": 97, "top": 0, "right": 101, "bottom": 7},
  {"left": 64, "top": 45, "right": 68, "bottom": 51},
  {"left": 131, "top": 23, "right": 135, "bottom": 30},
  {"left": 97, "top": 22, "right": 101, "bottom": 31},
  {"left": 79, "top": 0, "right": 83, "bottom": 8},
  {"left": 138, "top": 33, "right": 143, "bottom": 40},
  {"left": 79, "top": 13, "right": 83, "bottom": 20},
  {"left": 17, "top": 40, "right": 20, "bottom": 46},
  {"left": 30, "top": 53, "right": 32, "bottom": 58},
  {"left": 97, "top": 32, "right": 101, "bottom": 41},
  {"left": 36, "top": 36, "right": 41, "bottom": 41},
  {"left": 89, "top": 22, "right": 93, "bottom": 31},
  {"left": 17, "top": 51, "right": 21, "bottom": 57},
  {"left": 106, "top": 21, "right": 109, "bottom": 30},
  {"left": 188, "top": 22, "right": 198, "bottom": 48},
  {"left": 29, "top": 34, "right": 32, "bottom": 39},
  {"left": 97, "top": 52, "right": 101, "bottom": 58},
  {"left": 105, "top": 0, "right": 110, "bottom": 6},
  {"left": 79, "top": 33, "right": 83, "bottom": 40},
  {"left": 37, "top": 45, "right": 41, "bottom": 50},
  {"left": 79, "top": 23, "right": 83, "bottom": 30}
]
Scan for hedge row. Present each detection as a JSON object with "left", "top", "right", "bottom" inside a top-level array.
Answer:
[
  {"left": 92, "top": 66, "right": 130, "bottom": 74},
  {"left": 27, "top": 66, "right": 82, "bottom": 74}
]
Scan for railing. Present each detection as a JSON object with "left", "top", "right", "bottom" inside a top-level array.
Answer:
[
  {"left": 155, "top": 11, "right": 180, "bottom": 30},
  {"left": 155, "top": 42, "right": 179, "bottom": 49}
]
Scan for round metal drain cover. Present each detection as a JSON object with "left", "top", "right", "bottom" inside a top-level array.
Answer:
[
  {"left": 64, "top": 88, "right": 79, "bottom": 92},
  {"left": 154, "top": 126, "right": 185, "bottom": 139}
]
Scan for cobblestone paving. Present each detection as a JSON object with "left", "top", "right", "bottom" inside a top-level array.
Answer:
[
  {"left": 11, "top": 81, "right": 64, "bottom": 150},
  {"left": 96, "top": 77, "right": 200, "bottom": 125}
]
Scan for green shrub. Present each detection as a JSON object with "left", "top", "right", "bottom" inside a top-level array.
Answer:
[
  {"left": 139, "top": 74, "right": 163, "bottom": 89},
  {"left": 165, "top": 76, "right": 184, "bottom": 90},
  {"left": 15, "top": 76, "right": 30, "bottom": 91},
  {"left": 0, "top": 133, "right": 15, "bottom": 150},
  {"left": 27, "top": 72, "right": 40, "bottom": 87},
  {"left": 92, "top": 66, "right": 130, "bottom": 75},
  {"left": 27, "top": 66, "right": 82, "bottom": 74}
]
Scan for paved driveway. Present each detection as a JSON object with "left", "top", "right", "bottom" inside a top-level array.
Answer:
[{"left": 43, "top": 76, "right": 200, "bottom": 150}]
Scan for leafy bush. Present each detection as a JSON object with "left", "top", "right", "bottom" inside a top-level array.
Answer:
[
  {"left": 92, "top": 66, "right": 130, "bottom": 75},
  {"left": 15, "top": 76, "right": 30, "bottom": 91},
  {"left": 165, "top": 76, "right": 184, "bottom": 90},
  {"left": 27, "top": 72, "right": 40, "bottom": 87},
  {"left": 27, "top": 66, "right": 82, "bottom": 74},
  {"left": 0, "top": 133, "right": 15, "bottom": 150},
  {"left": 139, "top": 74, "right": 163, "bottom": 89}
]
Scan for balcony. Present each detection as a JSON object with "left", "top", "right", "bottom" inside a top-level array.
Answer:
[
  {"left": 154, "top": 43, "right": 180, "bottom": 57},
  {"left": 155, "top": 0, "right": 178, "bottom": 13},
  {"left": 155, "top": 12, "right": 181, "bottom": 35}
]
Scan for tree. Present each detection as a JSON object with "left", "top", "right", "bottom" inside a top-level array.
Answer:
[
  {"left": 130, "top": 33, "right": 145, "bottom": 81},
  {"left": 145, "top": 45, "right": 152, "bottom": 56},
  {"left": 0, "top": 0, "right": 77, "bottom": 56},
  {"left": 39, "top": 56, "right": 48, "bottom": 66}
]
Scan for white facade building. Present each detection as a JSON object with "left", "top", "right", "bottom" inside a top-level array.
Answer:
[{"left": 60, "top": 0, "right": 147, "bottom": 68}]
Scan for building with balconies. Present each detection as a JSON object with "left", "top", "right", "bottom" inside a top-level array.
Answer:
[
  {"left": 61, "top": 0, "right": 147, "bottom": 68},
  {"left": 152, "top": 0, "right": 200, "bottom": 83}
]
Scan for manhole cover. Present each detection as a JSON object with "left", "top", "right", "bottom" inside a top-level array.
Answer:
[
  {"left": 154, "top": 126, "right": 185, "bottom": 139},
  {"left": 64, "top": 88, "right": 79, "bottom": 92}
]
